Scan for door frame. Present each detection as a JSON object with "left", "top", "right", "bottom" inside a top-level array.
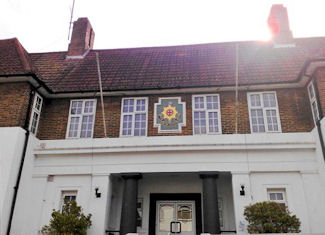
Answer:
[{"left": 149, "top": 193, "right": 202, "bottom": 235}]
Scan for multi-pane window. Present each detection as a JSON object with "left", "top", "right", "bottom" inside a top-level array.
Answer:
[
  {"left": 60, "top": 190, "right": 77, "bottom": 211},
  {"left": 307, "top": 81, "right": 320, "bottom": 124},
  {"left": 248, "top": 92, "right": 281, "bottom": 133},
  {"left": 267, "top": 188, "right": 287, "bottom": 208},
  {"left": 192, "top": 95, "right": 221, "bottom": 134},
  {"left": 66, "top": 99, "right": 96, "bottom": 138},
  {"left": 120, "top": 98, "right": 148, "bottom": 137},
  {"left": 29, "top": 93, "right": 43, "bottom": 135}
]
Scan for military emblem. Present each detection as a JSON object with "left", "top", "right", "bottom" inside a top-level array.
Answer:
[{"left": 154, "top": 97, "right": 186, "bottom": 132}]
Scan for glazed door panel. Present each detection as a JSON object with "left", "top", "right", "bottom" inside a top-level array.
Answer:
[{"left": 156, "top": 201, "right": 195, "bottom": 235}]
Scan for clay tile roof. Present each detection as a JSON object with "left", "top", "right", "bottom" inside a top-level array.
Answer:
[
  {"left": 2, "top": 37, "right": 325, "bottom": 93},
  {"left": 0, "top": 38, "right": 35, "bottom": 75}
]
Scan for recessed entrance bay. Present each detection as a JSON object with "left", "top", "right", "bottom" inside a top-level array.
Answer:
[{"left": 157, "top": 201, "right": 195, "bottom": 235}]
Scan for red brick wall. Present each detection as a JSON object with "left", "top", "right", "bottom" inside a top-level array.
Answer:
[
  {"left": 220, "top": 91, "right": 250, "bottom": 134},
  {"left": 37, "top": 88, "right": 314, "bottom": 140},
  {"left": 277, "top": 88, "right": 314, "bottom": 132},
  {"left": 37, "top": 98, "right": 70, "bottom": 139},
  {"left": 0, "top": 82, "right": 31, "bottom": 127}
]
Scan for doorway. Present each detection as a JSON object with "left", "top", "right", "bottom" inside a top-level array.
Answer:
[
  {"left": 149, "top": 194, "right": 202, "bottom": 235},
  {"left": 156, "top": 201, "right": 195, "bottom": 235}
]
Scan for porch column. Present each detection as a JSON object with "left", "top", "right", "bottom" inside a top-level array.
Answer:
[
  {"left": 200, "top": 172, "right": 221, "bottom": 234},
  {"left": 120, "top": 173, "right": 142, "bottom": 235}
]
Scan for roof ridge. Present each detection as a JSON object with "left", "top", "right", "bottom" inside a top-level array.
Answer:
[
  {"left": 91, "top": 40, "right": 264, "bottom": 52},
  {"left": 25, "top": 36, "right": 325, "bottom": 55},
  {"left": 87, "top": 37, "right": 325, "bottom": 52}
]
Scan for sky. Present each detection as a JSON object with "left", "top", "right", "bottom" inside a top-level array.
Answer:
[{"left": 0, "top": 0, "right": 325, "bottom": 53}]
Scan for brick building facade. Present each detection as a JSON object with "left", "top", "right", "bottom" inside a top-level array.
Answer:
[
  {"left": 35, "top": 88, "right": 314, "bottom": 140},
  {"left": 1, "top": 4, "right": 325, "bottom": 235}
]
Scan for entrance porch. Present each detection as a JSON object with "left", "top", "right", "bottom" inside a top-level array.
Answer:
[{"left": 107, "top": 172, "right": 236, "bottom": 235}]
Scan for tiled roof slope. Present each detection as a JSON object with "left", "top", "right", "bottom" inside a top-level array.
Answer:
[
  {"left": 0, "top": 38, "right": 35, "bottom": 75},
  {"left": 2, "top": 37, "right": 325, "bottom": 93}
]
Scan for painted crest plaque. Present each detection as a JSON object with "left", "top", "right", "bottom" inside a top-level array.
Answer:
[{"left": 154, "top": 97, "right": 186, "bottom": 132}]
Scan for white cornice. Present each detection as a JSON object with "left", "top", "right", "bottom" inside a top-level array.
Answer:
[{"left": 34, "top": 132, "right": 315, "bottom": 155}]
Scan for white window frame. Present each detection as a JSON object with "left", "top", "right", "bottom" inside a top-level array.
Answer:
[
  {"left": 66, "top": 99, "right": 97, "bottom": 139},
  {"left": 29, "top": 93, "right": 43, "bottom": 135},
  {"left": 307, "top": 81, "right": 320, "bottom": 124},
  {"left": 120, "top": 97, "right": 148, "bottom": 137},
  {"left": 267, "top": 188, "right": 287, "bottom": 207},
  {"left": 247, "top": 91, "right": 282, "bottom": 133},
  {"left": 60, "top": 190, "right": 78, "bottom": 211},
  {"left": 192, "top": 94, "right": 222, "bottom": 135}
]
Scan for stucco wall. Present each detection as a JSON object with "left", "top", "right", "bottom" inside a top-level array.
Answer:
[
  {"left": 0, "top": 127, "right": 26, "bottom": 235},
  {"left": 9, "top": 131, "right": 325, "bottom": 235}
]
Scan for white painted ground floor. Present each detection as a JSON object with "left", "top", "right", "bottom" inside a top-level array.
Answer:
[{"left": 2, "top": 127, "right": 325, "bottom": 235}]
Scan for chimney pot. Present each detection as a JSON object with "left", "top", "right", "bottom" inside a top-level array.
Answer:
[
  {"left": 268, "top": 4, "right": 293, "bottom": 45},
  {"left": 67, "top": 17, "right": 95, "bottom": 57}
]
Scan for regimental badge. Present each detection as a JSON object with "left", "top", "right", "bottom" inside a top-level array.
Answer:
[{"left": 154, "top": 97, "right": 186, "bottom": 132}]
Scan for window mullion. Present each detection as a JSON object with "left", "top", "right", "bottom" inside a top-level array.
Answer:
[
  {"left": 260, "top": 95, "right": 267, "bottom": 132},
  {"left": 77, "top": 114, "right": 82, "bottom": 138},
  {"left": 132, "top": 112, "right": 136, "bottom": 136},
  {"left": 69, "top": 114, "right": 75, "bottom": 137},
  {"left": 78, "top": 101, "right": 85, "bottom": 138},
  {"left": 203, "top": 96, "right": 207, "bottom": 110},
  {"left": 263, "top": 107, "right": 269, "bottom": 132},
  {"left": 203, "top": 96, "right": 207, "bottom": 134},
  {"left": 206, "top": 110, "right": 210, "bottom": 134},
  {"left": 131, "top": 99, "right": 135, "bottom": 136}
]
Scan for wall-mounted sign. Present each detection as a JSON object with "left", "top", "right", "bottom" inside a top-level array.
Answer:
[{"left": 154, "top": 97, "right": 186, "bottom": 133}]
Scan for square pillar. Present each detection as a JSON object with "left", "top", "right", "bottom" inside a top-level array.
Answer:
[
  {"left": 200, "top": 172, "right": 220, "bottom": 234},
  {"left": 120, "top": 173, "right": 142, "bottom": 235}
]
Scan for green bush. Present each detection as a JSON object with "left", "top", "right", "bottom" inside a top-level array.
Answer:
[
  {"left": 244, "top": 201, "right": 300, "bottom": 233},
  {"left": 41, "top": 200, "right": 92, "bottom": 235}
]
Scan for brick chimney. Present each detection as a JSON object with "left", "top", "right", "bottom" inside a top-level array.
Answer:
[
  {"left": 67, "top": 18, "right": 95, "bottom": 57},
  {"left": 268, "top": 5, "right": 293, "bottom": 45}
]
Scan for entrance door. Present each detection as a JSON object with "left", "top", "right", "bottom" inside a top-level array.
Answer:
[{"left": 156, "top": 201, "right": 196, "bottom": 235}]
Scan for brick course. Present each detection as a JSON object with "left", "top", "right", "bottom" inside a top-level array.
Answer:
[
  {"left": 36, "top": 88, "right": 314, "bottom": 140},
  {"left": 0, "top": 82, "right": 31, "bottom": 127}
]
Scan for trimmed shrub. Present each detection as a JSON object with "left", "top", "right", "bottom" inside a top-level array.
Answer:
[
  {"left": 244, "top": 201, "right": 300, "bottom": 233},
  {"left": 41, "top": 200, "right": 92, "bottom": 235}
]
